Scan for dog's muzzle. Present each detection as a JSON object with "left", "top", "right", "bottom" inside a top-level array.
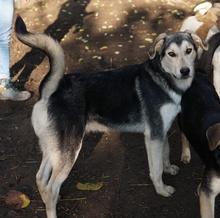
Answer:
[{"left": 180, "top": 67, "right": 191, "bottom": 79}]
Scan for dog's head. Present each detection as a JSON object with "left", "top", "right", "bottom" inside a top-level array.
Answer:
[{"left": 148, "top": 31, "right": 208, "bottom": 80}]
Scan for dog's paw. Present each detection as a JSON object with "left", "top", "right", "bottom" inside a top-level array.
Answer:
[
  {"left": 156, "top": 185, "right": 176, "bottom": 197},
  {"left": 164, "top": 164, "right": 179, "bottom": 175},
  {"left": 181, "top": 141, "right": 191, "bottom": 164},
  {"left": 165, "top": 185, "right": 176, "bottom": 195},
  {"left": 181, "top": 154, "right": 191, "bottom": 164}
]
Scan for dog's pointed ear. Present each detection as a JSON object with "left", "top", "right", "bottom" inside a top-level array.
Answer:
[
  {"left": 185, "top": 29, "right": 208, "bottom": 51},
  {"left": 206, "top": 123, "right": 220, "bottom": 151},
  {"left": 148, "top": 33, "right": 167, "bottom": 60}
]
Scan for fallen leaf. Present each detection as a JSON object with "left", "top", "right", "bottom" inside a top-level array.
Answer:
[
  {"left": 76, "top": 182, "right": 103, "bottom": 191},
  {"left": 78, "top": 58, "right": 84, "bottom": 63},
  {"left": 93, "top": 56, "right": 102, "bottom": 59},
  {"left": 20, "top": 194, "right": 30, "bottom": 208},
  {"left": 144, "top": 38, "right": 153, "bottom": 43},
  {"left": 0, "top": 190, "right": 30, "bottom": 209},
  {"left": 100, "top": 46, "right": 108, "bottom": 50}
]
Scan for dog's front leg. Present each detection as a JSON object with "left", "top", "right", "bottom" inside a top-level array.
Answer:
[
  {"left": 212, "top": 50, "right": 220, "bottom": 97},
  {"left": 199, "top": 189, "right": 215, "bottom": 218},
  {"left": 144, "top": 134, "right": 175, "bottom": 197},
  {"left": 180, "top": 133, "right": 191, "bottom": 164},
  {"left": 163, "top": 135, "right": 179, "bottom": 175},
  {"left": 198, "top": 170, "right": 220, "bottom": 218}
]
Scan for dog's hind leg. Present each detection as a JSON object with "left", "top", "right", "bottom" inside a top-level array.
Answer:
[
  {"left": 36, "top": 151, "right": 52, "bottom": 203},
  {"left": 45, "top": 158, "right": 79, "bottom": 218},
  {"left": 163, "top": 136, "right": 179, "bottom": 175},
  {"left": 144, "top": 134, "right": 175, "bottom": 197},
  {"left": 180, "top": 133, "right": 191, "bottom": 164},
  {"left": 37, "top": 138, "right": 83, "bottom": 218}
]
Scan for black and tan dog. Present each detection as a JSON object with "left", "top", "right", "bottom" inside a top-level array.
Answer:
[
  {"left": 15, "top": 15, "right": 207, "bottom": 218},
  {"left": 179, "top": 32, "right": 220, "bottom": 218}
]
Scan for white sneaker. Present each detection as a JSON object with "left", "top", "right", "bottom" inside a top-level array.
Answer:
[{"left": 0, "top": 79, "right": 31, "bottom": 101}]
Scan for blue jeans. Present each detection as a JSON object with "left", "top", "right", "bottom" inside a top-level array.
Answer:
[{"left": 0, "top": 0, "right": 14, "bottom": 79}]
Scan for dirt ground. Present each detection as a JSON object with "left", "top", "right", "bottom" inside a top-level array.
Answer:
[{"left": 0, "top": 0, "right": 220, "bottom": 217}]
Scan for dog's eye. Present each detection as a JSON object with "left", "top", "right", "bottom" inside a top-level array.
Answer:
[
  {"left": 186, "top": 48, "right": 192, "bottom": 54},
  {"left": 168, "top": 52, "right": 176, "bottom": 57}
]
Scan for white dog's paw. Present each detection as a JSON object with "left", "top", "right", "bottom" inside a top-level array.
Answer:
[
  {"left": 164, "top": 164, "right": 179, "bottom": 175},
  {"left": 181, "top": 154, "right": 191, "bottom": 164},
  {"left": 156, "top": 185, "right": 176, "bottom": 197},
  {"left": 165, "top": 185, "right": 175, "bottom": 195}
]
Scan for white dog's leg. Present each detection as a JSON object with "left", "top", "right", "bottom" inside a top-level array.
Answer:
[
  {"left": 144, "top": 134, "right": 175, "bottom": 197},
  {"left": 45, "top": 159, "right": 76, "bottom": 218},
  {"left": 36, "top": 151, "right": 52, "bottom": 204},
  {"left": 181, "top": 133, "right": 191, "bottom": 164},
  {"left": 37, "top": 140, "right": 83, "bottom": 218},
  {"left": 163, "top": 135, "right": 179, "bottom": 175}
]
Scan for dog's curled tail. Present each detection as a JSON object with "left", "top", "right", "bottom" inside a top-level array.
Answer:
[
  {"left": 15, "top": 16, "right": 65, "bottom": 99},
  {"left": 198, "top": 32, "right": 220, "bottom": 76}
]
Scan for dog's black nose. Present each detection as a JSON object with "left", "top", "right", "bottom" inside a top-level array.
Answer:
[{"left": 180, "top": 67, "right": 190, "bottom": 77}]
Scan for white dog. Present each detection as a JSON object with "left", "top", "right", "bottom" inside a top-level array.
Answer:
[{"left": 180, "top": 2, "right": 220, "bottom": 96}]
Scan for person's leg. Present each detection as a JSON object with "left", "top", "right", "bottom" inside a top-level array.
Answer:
[
  {"left": 0, "top": 0, "right": 31, "bottom": 101},
  {"left": 0, "top": 0, "right": 14, "bottom": 79}
]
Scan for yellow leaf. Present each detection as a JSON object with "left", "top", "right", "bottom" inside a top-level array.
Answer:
[
  {"left": 78, "top": 58, "right": 84, "bottom": 63},
  {"left": 144, "top": 38, "right": 153, "bottom": 43},
  {"left": 93, "top": 56, "right": 101, "bottom": 59},
  {"left": 100, "top": 46, "right": 108, "bottom": 50},
  {"left": 20, "top": 194, "right": 30, "bottom": 208},
  {"left": 76, "top": 182, "right": 103, "bottom": 191}
]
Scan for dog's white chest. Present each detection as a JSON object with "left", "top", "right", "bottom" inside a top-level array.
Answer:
[
  {"left": 160, "top": 103, "right": 180, "bottom": 132},
  {"left": 211, "top": 176, "right": 220, "bottom": 194}
]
